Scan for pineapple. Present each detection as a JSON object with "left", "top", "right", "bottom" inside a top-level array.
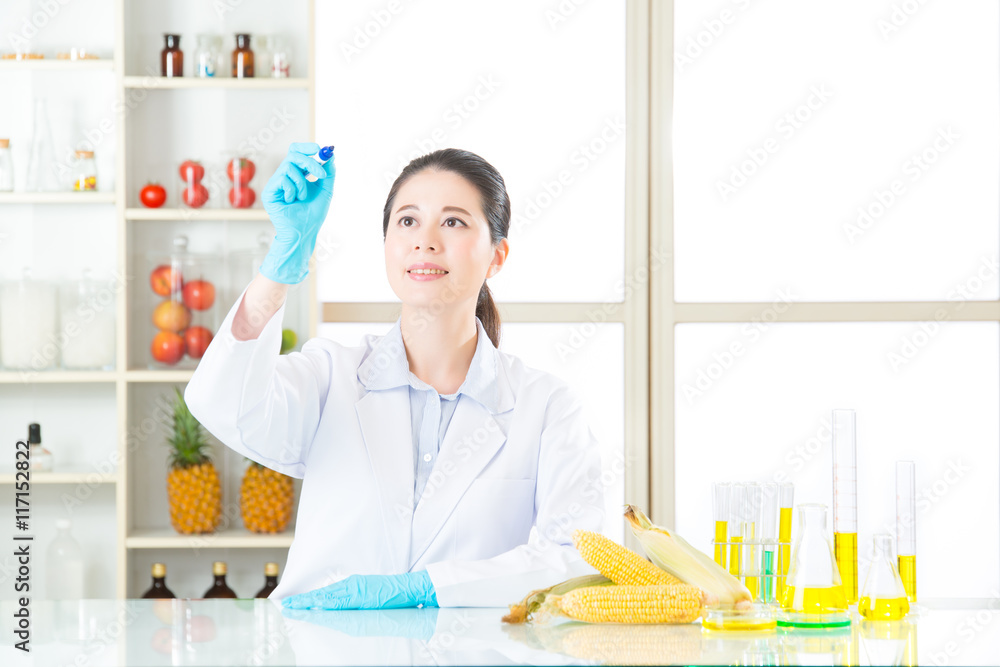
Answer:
[
  {"left": 240, "top": 458, "right": 294, "bottom": 533},
  {"left": 166, "top": 387, "right": 221, "bottom": 534}
]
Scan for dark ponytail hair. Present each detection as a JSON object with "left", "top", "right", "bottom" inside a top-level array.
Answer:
[{"left": 382, "top": 148, "right": 510, "bottom": 348}]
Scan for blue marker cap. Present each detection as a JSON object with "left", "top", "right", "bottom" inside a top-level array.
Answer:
[{"left": 318, "top": 145, "right": 334, "bottom": 161}]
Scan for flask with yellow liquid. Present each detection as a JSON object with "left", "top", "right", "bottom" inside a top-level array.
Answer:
[
  {"left": 778, "top": 503, "right": 851, "bottom": 628},
  {"left": 858, "top": 533, "right": 910, "bottom": 621}
]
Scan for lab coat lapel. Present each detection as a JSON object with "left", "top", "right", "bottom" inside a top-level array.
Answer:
[
  {"left": 355, "top": 386, "right": 414, "bottom": 574},
  {"left": 407, "top": 396, "right": 508, "bottom": 569}
]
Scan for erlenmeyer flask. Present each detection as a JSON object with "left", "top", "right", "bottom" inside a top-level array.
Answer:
[
  {"left": 778, "top": 503, "right": 850, "bottom": 628},
  {"left": 26, "top": 99, "right": 61, "bottom": 192},
  {"left": 859, "top": 533, "right": 910, "bottom": 620}
]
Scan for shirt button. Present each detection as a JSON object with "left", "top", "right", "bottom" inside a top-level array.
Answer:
[{"left": 423, "top": 453, "right": 432, "bottom": 463}]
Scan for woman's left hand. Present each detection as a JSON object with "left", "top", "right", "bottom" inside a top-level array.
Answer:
[{"left": 281, "top": 571, "right": 438, "bottom": 610}]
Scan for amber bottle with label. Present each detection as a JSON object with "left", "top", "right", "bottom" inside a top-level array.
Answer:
[
  {"left": 232, "top": 34, "right": 254, "bottom": 78},
  {"left": 254, "top": 562, "right": 279, "bottom": 598},
  {"left": 203, "top": 561, "right": 238, "bottom": 598},
  {"left": 161, "top": 34, "right": 183, "bottom": 77},
  {"left": 141, "top": 563, "right": 176, "bottom": 598}
]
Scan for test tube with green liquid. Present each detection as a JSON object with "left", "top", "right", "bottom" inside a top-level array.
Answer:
[{"left": 760, "top": 482, "right": 778, "bottom": 603}]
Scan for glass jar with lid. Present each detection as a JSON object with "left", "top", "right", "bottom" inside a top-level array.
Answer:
[
  {"left": 71, "top": 151, "right": 97, "bottom": 191},
  {"left": 194, "top": 34, "right": 223, "bottom": 78},
  {"left": 60, "top": 268, "right": 116, "bottom": 370},
  {"left": 0, "top": 268, "right": 60, "bottom": 371},
  {"left": 146, "top": 235, "right": 222, "bottom": 370}
]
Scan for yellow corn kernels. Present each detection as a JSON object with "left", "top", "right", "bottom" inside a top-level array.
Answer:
[
  {"left": 549, "top": 584, "right": 702, "bottom": 624},
  {"left": 573, "top": 529, "right": 683, "bottom": 587}
]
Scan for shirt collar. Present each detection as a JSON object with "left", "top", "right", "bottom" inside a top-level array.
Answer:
[{"left": 358, "top": 316, "right": 500, "bottom": 413}]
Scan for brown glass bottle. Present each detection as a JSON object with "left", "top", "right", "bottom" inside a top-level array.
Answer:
[
  {"left": 203, "top": 561, "right": 238, "bottom": 598},
  {"left": 161, "top": 34, "right": 183, "bottom": 77},
  {"left": 141, "top": 563, "right": 176, "bottom": 599},
  {"left": 254, "top": 562, "right": 279, "bottom": 598},
  {"left": 232, "top": 34, "right": 254, "bottom": 78}
]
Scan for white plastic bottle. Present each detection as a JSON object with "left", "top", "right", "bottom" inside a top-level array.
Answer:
[{"left": 46, "top": 519, "right": 85, "bottom": 600}]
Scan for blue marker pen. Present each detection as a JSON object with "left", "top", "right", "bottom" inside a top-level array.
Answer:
[{"left": 305, "top": 145, "right": 334, "bottom": 183}]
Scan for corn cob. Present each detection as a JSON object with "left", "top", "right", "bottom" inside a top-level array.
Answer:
[
  {"left": 573, "top": 529, "right": 683, "bottom": 587},
  {"left": 560, "top": 623, "right": 703, "bottom": 665},
  {"left": 624, "top": 505, "right": 752, "bottom": 609},
  {"left": 502, "top": 573, "right": 613, "bottom": 624},
  {"left": 544, "top": 584, "right": 702, "bottom": 624}
]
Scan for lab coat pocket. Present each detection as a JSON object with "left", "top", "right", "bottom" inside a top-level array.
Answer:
[{"left": 458, "top": 478, "right": 535, "bottom": 557}]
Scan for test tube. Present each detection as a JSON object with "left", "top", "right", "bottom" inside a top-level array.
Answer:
[
  {"left": 713, "top": 482, "right": 730, "bottom": 570},
  {"left": 759, "top": 483, "right": 778, "bottom": 603},
  {"left": 777, "top": 482, "right": 794, "bottom": 603},
  {"left": 896, "top": 460, "right": 917, "bottom": 603},
  {"left": 832, "top": 409, "right": 858, "bottom": 604},
  {"left": 744, "top": 483, "right": 762, "bottom": 598},
  {"left": 728, "top": 483, "right": 746, "bottom": 580}
]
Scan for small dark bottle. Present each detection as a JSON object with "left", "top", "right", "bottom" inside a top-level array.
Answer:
[
  {"left": 203, "top": 561, "right": 238, "bottom": 598},
  {"left": 254, "top": 562, "right": 279, "bottom": 598},
  {"left": 161, "top": 34, "right": 183, "bottom": 77},
  {"left": 232, "top": 34, "right": 254, "bottom": 78},
  {"left": 141, "top": 563, "right": 176, "bottom": 599}
]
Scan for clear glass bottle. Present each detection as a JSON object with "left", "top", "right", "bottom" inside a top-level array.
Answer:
[
  {"left": 161, "top": 34, "right": 183, "bottom": 77},
  {"left": 141, "top": 563, "right": 176, "bottom": 599},
  {"left": 0, "top": 138, "right": 13, "bottom": 191},
  {"left": 203, "top": 561, "right": 238, "bottom": 598},
  {"left": 46, "top": 519, "right": 85, "bottom": 600},
  {"left": 26, "top": 99, "right": 60, "bottom": 192},
  {"left": 71, "top": 150, "right": 97, "bottom": 191},
  {"left": 60, "top": 268, "right": 116, "bottom": 370},
  {"left": 1, "top": 267, "right": 60, "bottom": 370},
  {"left": 778, "top": 503, "right": 850, "bottom": 628},
  {"left": 270, "top": 37, "right": 291, "bottom": 78},
  {"left": 194, "top": 34, "right": 222, "bottom": 78},
  {"left": 28, "top": 423, "right": 54, "bottom": 472},
  {"left": 254, "top": 562, "right": 279, "bottom": 598},
  {"left": 232, "top": 33, "right": 254, "bottom": 78},
  {"left": 859, "top": 533, "right": 910, "bottom": 621},
  {"left": 254, "top": 35, "right": 272, "bottom": 78}
]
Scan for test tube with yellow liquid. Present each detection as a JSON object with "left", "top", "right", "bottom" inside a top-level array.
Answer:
[
  {"left": 777, "top": 482, "right": 794, "bottom": 602},
  {"left": 896, "top": 460, "right": 917, "bottom": 603},
  {"left": 712, "top": 482, "right": 730, "bottom": 570},
  {"left": 728, "top": 483, "right": 746, "bottom": 580},
  {"left": 832, "top": 409, "right": 858, "bottom": 605},
  {"left": 744, "top": 483, "right": 762, "bottom": 598}
]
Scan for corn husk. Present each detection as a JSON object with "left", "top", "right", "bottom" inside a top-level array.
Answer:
[
  {"left": 501, "top": 573, "right": 613, "bottom": 624},
  {"left": 624, "top": 504, "right": 752, "bottom": 609}
]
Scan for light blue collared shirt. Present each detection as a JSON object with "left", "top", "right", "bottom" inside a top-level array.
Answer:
[{"left": 356, "top": 316, "right": 499, "bottom": 505}]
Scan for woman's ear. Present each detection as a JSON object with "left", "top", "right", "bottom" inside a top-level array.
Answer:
[{"left": 489, "top": 239, "right": 510, "bottom": 278}]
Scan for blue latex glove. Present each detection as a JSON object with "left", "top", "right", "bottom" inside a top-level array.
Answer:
[
  {"left": 259, "top": 141, "right": 336, "bottom": 285},
  {"left": 281, "top": 572, "right": 438, "bottom": 610}
]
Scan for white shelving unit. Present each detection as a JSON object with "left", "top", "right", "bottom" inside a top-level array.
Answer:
[{"left": 0, "top": 0, "right": 316, "bottom": 600}]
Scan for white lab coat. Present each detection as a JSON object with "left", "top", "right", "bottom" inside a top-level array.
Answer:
[{"left": 184, "top": 283, "right": 605, "bottom": 606}]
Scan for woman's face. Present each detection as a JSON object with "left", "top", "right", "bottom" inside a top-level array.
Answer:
[{"left": 385, "top": 168, "right": 507, "bottom": 313}]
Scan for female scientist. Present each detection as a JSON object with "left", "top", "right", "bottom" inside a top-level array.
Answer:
[{"left": 184, "top": 142, "right": 605, "bottom": 610}]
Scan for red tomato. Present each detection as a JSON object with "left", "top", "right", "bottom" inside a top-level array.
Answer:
[
  {"left": 150, "top": 264, "right": 183, "bottom": 297},
  {"left": 151, "top": 331, "right": 185, "bottom": 365},
  {"left": 140, "top": 182, "right": 167, "bottom": 208},
  {"left": 182, "top": 280, "right": 215, "bottom": 310},
  {"left": 178, "top": 160, "right": 205, "bottom": 183},
  {"left": 228, "top": 186, "right": 256, "bottom": 208},
  {"left": 182, "top": 183, "right": 209, "bottom": 208},
  {"left": 184, "top": 326, "right": 213, "bottom": 359},
  {"left": 226, "top": 157, "right": 255, "bottom": 185}
]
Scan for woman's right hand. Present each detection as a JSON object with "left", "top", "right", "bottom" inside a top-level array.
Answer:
[{"left": 259, "top": 142, "right": 336, "bottom": 285}]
